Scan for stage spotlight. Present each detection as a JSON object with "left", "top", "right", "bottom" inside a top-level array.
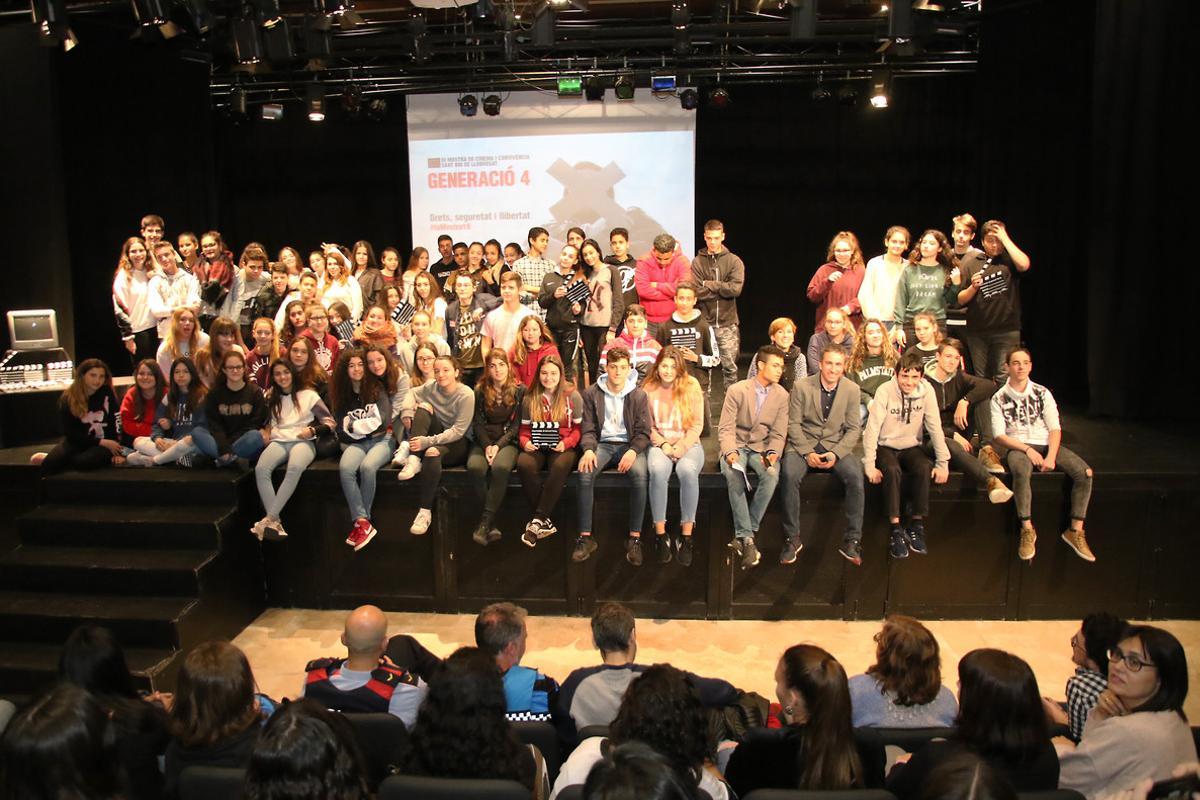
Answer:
[
  {"left": 708, "top": 86, "right": 730, "bottom": 108},
  {"left": 869, "top": 68, "right": 891, "bottom": 108},
  {"left": 557, "top": 75, "right": 582, "bottom": 97},
  {"left": 181, "top": 0, "right": 212, "bottom": 35},
  {"left": 342, "top": 82, "right": 363, "bottom": 116},
  {"left": 585, "top": 75, "right": 605, "bottom": 101},
  {"left": 409, "top": 13, "right": 430, "bottom": 64},
  {"left": 252, "top": 0, "right": 282, "bottom": 28},
  {"left": 131, "top": 0, "right": 179, "bottom": 39},
  {"left": 837, "top": 83, "right": 858, "bottom": 105},
  {"left": 614, "top": 71, "right": 635, "bottom": 101},
  {"left": 532, "top": 6, "right": 554, "bottom": 46},
  {"left": 261, "top": 102, "right": 284, "bottom": 120},
  {"left": 679, "top": 88, "right": 698, "bottom": 110},
  {"left": 458, "top": 93, "right": 479, "bottom": 116},
  {"left": 231, "top": 16, "right": 263, "bottom": 64},
  {"left": 483, "top": 94, "right": 502, "bottom": 116},
  {"left": 789, "top": 0, "right": 815, "bottom": 39},
  {"left": 316, "top": 0, "right": 362, "bottom": 30},
  {"left": 262, "top": 18, "right": 294, "bottom": 62},
  {"left": 230, "top": 86, "right": 249, "bottom": 119},
  {"left": 32, "top": 0, "right": 77, "bottom": 51},
  {"left": 306, "top": 82, "right": 325, "bottom": 121},
  {"left": 651, "top": 73, "right": 676, "bottom": 95},
  {"left": 365, "top": 97, "right": 388, "bottom": 121},
  {"left": 671, "top": 1, "right": 689, "bottom": 29},
  {"left": 811, "top": 83, "right": 831, "bottom": 102}
]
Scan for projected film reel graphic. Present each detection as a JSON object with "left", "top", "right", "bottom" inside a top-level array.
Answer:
[{"left": 543, "top": 159, "right": 667, "bottom": 258}]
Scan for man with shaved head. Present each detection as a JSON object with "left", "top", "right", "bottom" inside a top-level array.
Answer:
[{"left": 303, "top": 604, "right": 426, "bottom": 727}]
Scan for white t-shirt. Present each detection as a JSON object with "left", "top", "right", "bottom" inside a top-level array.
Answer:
[
  {"left": 550, "top": 737, "right": 729, "bottom": 800},
  {"left": 481, "top": 304, "right": 534, "bottom": 354}
]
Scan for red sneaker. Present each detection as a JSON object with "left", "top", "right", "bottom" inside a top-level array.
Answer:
[{"left": 347, "top": 520, "right": 378, "bottom": 552}]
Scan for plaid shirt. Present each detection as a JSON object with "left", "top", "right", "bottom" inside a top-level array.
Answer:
[
  {"left": 513, "top": 255, "right": 556, "bottom": 320},
  {"left": 1066, "top": 666, "right": 1107, "bottom": 741}
]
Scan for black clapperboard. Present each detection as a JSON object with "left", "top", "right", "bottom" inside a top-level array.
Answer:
[
  {"left": 392, "top": 302, "right": 415, "bottom": 325},
  {"left": 530, "top": 420, "right": 561, "bottom": 449},
  {"left": 563, "top": 277, "right": 591, "bottom": 305},
  {"left": 670, "top": 327, "right": 699, "bottom": 350}
]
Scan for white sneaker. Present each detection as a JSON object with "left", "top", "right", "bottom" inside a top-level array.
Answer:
[
  {"left": 29, "top": 452, "right": 48, "bottom": 466},
  {"left": 410, "top": 508, "right": 432, "bottom": 535},
  {"left": 126, "top": 452, "right": 154, "bottom": 467},
  {"left": 987, "top": 477, "right": 1014, "bottom": 504},
  {"left": 397, "top": 455, "right": 421, "bottom": 481},
  {"left": 390, "top": 440, "right": 411, "bottom": 467}
]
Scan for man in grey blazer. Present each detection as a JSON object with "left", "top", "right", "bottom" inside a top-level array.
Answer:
[{"left": 779, "top": 345, "right": 866, "bottom": 565}]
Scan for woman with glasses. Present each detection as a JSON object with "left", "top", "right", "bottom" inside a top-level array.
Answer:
[
  {"left": 192, "top": 349, "right": 268, "bottom": 467},
  {"left": 1041, "top": 613, "right": 1126, "bottom": 742},
  {"left": 1058, "top": 625, "right": 1196, "bottom": 799}
]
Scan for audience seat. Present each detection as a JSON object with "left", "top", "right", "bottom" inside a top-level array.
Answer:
[
  {"left": 379, "top": 774, "right": 531, "bottom": 799},
  {"left": 342, "top": 712, "right": 410, "bottom": 789},
  {"left": 575, "top": 724, "right": 610, "bottom": 741},
  {"left": 512, "top": 720, "right": 562, "bottom": 784},
  {"left": 178, "top": 766, "right": 246, "bottom": 800},
  {"left": 853, "top": 726, "right": 955, "bottom": 753},
  {"left": 1018, "top": 792, "right": 1086, "bottom": 800},
  {"left": 558, "top": 785, "right": 713, "bottom": 800},
  {"left": 742, "top": 790, "right": 897, "bottom": 800}
]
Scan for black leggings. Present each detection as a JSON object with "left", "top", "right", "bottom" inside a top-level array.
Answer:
[
  {"left": 466, "top": 443, "right": 520, "bottom": 518},
  {"left": 42, "top": 441, "right": 113, "bottom": 475},
  {"left": 580, "top": 326, "right": 608, "bottom": 385},
  {"left": 410, "top": 408, "right": 469, "bottom": 507},
  {"left": 515, "top": 448, "right": 578, "bottom": 519},
  {"left": 128, "top": 328, "right": 160, "bottom": 372},
  {"left": 552, "top": 326, "right": 582, "bottom": 383},
  {"left": 877, "top": 445, "right": 932, "bottom": 521}
]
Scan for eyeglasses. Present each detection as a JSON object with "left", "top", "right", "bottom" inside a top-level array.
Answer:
[
  {"left": 1070, "top": 634, "right": 1082, "bottom": 650},
  {"left": 224, "top": 364, "right": 245, "bottom": 372},
  {"left": 1108, "top": 647, "right": 1156, "bottom": 672}
]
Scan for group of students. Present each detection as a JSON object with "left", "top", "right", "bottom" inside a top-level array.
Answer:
[
  {"left": 2, "top": 606, "right": 1194, "bottom": 800},
  {"left": 36, "top": 211, "right": 1095, "bottom": 564}
]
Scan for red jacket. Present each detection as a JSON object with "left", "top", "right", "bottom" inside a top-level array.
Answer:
[
  {"left": 518, "top": 390, "right": 581, "bottom": 450},
  {"left": 511, "top": 341, "right": 561, "bottom": 388},
  {"left": 119, "top": 387, "right": 161, "bottom": 444},
  {"left": 634, "top": 249, "right": 691, "bottom": 323},
  {"left": 806, "top": 262, "right": 864, "bottom": 332}
]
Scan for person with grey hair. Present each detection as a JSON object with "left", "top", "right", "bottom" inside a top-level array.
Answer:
[
  {"left": 554, "top": 602, "right": 738, "bottom": 747},
  {"left": 302, "top": 605, "right": 426, "bottom": 728},
  {"left": 474, "top": 601, "right": 559, "bottom": 721},
  {"left": 635, "top": 233, "right": 691, "bottom": 338}
]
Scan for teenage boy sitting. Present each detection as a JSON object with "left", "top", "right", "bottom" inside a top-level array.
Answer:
[
  {"left": 573, "top": 346, "right": 651, "bottom": 566},
  {"left": 863, "top": 352, "right": 950, "bottom": 559}
]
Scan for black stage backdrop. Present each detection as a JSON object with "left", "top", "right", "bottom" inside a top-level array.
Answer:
[{"left": 1, "top": 0, "right": 1189, "bottom": 418}]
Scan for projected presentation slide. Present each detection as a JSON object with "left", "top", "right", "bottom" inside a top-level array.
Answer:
[{"left": 407, "top": 92, "right": 697, "bottom": 259}]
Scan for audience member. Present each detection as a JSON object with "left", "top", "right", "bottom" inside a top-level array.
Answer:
[
  {"left": 303, "top": 605, "right": 425, "bottom": 727},
  {"left": 555, "top": 602, "right": 739, "bottom": 747},
  {"left": 581, "top": 741, "right": 702, "bottom": 800},
  {"left": 887, "top": 648, "right": 1059, "bottom": 799},
  {"left": 244, "top": 698, "right": 370, "bottom": 800},
  {"left": 918, "top": 750, "right": 1018, "bottom": 800},
  {"left": 849, "top": 615, "right": 958, "bottom": 728},
  {"left": 475, "top": 602, "right": 559, "bottom": 722},
  {"left": 1042, "top": 612, "right": 1127, "bottom": 742}
]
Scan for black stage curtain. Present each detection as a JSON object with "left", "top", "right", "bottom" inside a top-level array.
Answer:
[{"left": 1085, "top": 0, "right": 1194, "bottom": 418}]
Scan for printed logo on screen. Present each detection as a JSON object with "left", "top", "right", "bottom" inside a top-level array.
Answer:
[{"left": 428, "top": 158, "right": 442, "bottom": 168}]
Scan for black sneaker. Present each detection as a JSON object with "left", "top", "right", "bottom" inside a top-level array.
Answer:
[
  {"left": 838, "top": 539, "right": 863, "bottom": 566},
  {"left": 905, "top": 523, "right": 928, "bottom": 555},
  {"left": 727, "top": 538, "right": 745, "bottom": 558},
  {"left": 740, "top": 538, "right": 761, "bottom": 569},
  {"left": 890, "top": 528, "right": 910, "bottom": 559},
  {"left": 676, "top": 536, "right": 694, "bottom": 567},
  {"left": 571, "top": 535, "right": 598, "bottom": 562},
  {"left": 779, "top": 537, "right": 803, "bottom": 565},
  {"left": 656, "top": 535, "right": 673, "bottom": 564},
  {"left": 472, "top": 519, "right": 492, "bottom": 546},
  {"left": 626, "top": 536, "right": 644, "bottom": 566}
]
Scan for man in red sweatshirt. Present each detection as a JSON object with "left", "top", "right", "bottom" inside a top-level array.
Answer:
[{"left": 634, "top": 233, "right": 691, "bottom": 338}]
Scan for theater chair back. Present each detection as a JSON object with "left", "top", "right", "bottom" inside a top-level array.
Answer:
[
  {"left": 742, "top": 791, "right": 897, "bottom": 800},
  {"left": 511, "top": 720, "right": 561, "bottom": 785},
  {"left": 342, "top": 712, "right": 410, "bottom": 789},
  {"left": 379, "top": 774, "right": 530, "bottom": 800},
  {"left": 178, "top": 766, "right": 246, "bottom": 800},
  {"left": 853, "top": 726, "right": 955, "bottom": 753}
]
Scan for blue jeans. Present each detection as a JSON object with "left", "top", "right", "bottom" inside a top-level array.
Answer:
[
  {"left": 576, "top": 442, "right": 648, "bottom": 533},
  {"left": 780, "top": 451, "right": 864, "bottom": 545},
  {"left": 339, "top": 437, "right": 395, "bottom": 522},
  {"left": 255, "top": 440, "right": 316, "bottom": 519},
  {"left": 647, "top": 443, "right": 704, "bottom": 524},
  {"left": 192, "top": 427, "right": 266, "bottom": 461},
  {"left": 719, "top": 447, "right": 780, "bottom": 539}
]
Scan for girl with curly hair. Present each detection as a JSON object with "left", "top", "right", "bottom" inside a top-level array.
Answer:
[
  {"left": 894, "top": 229, "right": 962, "bottom": 348},
  {"left": 807, "top": 230, "right": 866, "bottom": 333},
  {"left": 848, "top": 319, "right": 899, "bottom": 421},
  {"left": 848, "top": 615, "right": 958, "bottom": 728}
]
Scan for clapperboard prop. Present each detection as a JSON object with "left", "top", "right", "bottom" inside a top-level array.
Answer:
[
  {"left": 669, "top": 327, "right": 699, "bottom": 350},
  {"left": 392, "top": 302, "right": 416, "bottom": 325},
  {"left": 563, "top": 277, "right": 591, "bottom": 305},
  {"left": 530, "top": 420, "right": 561, "bottom": 449}
]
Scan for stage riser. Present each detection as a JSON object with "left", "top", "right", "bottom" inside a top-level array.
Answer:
[{"left": 255, "top": 468, "right": 1199, "bottom": 620}]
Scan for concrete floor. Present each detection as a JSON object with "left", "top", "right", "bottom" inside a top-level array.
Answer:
[{"left": 234, "top": 611, "right": 1200, "bottom": 720}]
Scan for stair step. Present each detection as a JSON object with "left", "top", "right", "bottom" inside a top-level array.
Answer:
[
  {"left": 19, "top": 505, "right": 230, "bottom": 549},
  {"left": 0, "top": 590, "right": 195, "bottom": 648},
  {"left": 43, "top": 468, "right": 246, "bottom": 505},
  {"left": 0, "top": 640, "right": 180, "bottom": 695},
  {"left": 0, "top": 546, "right": 214, "bottom": 595}
]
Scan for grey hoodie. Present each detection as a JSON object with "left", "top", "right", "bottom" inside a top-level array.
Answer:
[{"left": 862, "top": 376, "right": 950, "bottom": 472}]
